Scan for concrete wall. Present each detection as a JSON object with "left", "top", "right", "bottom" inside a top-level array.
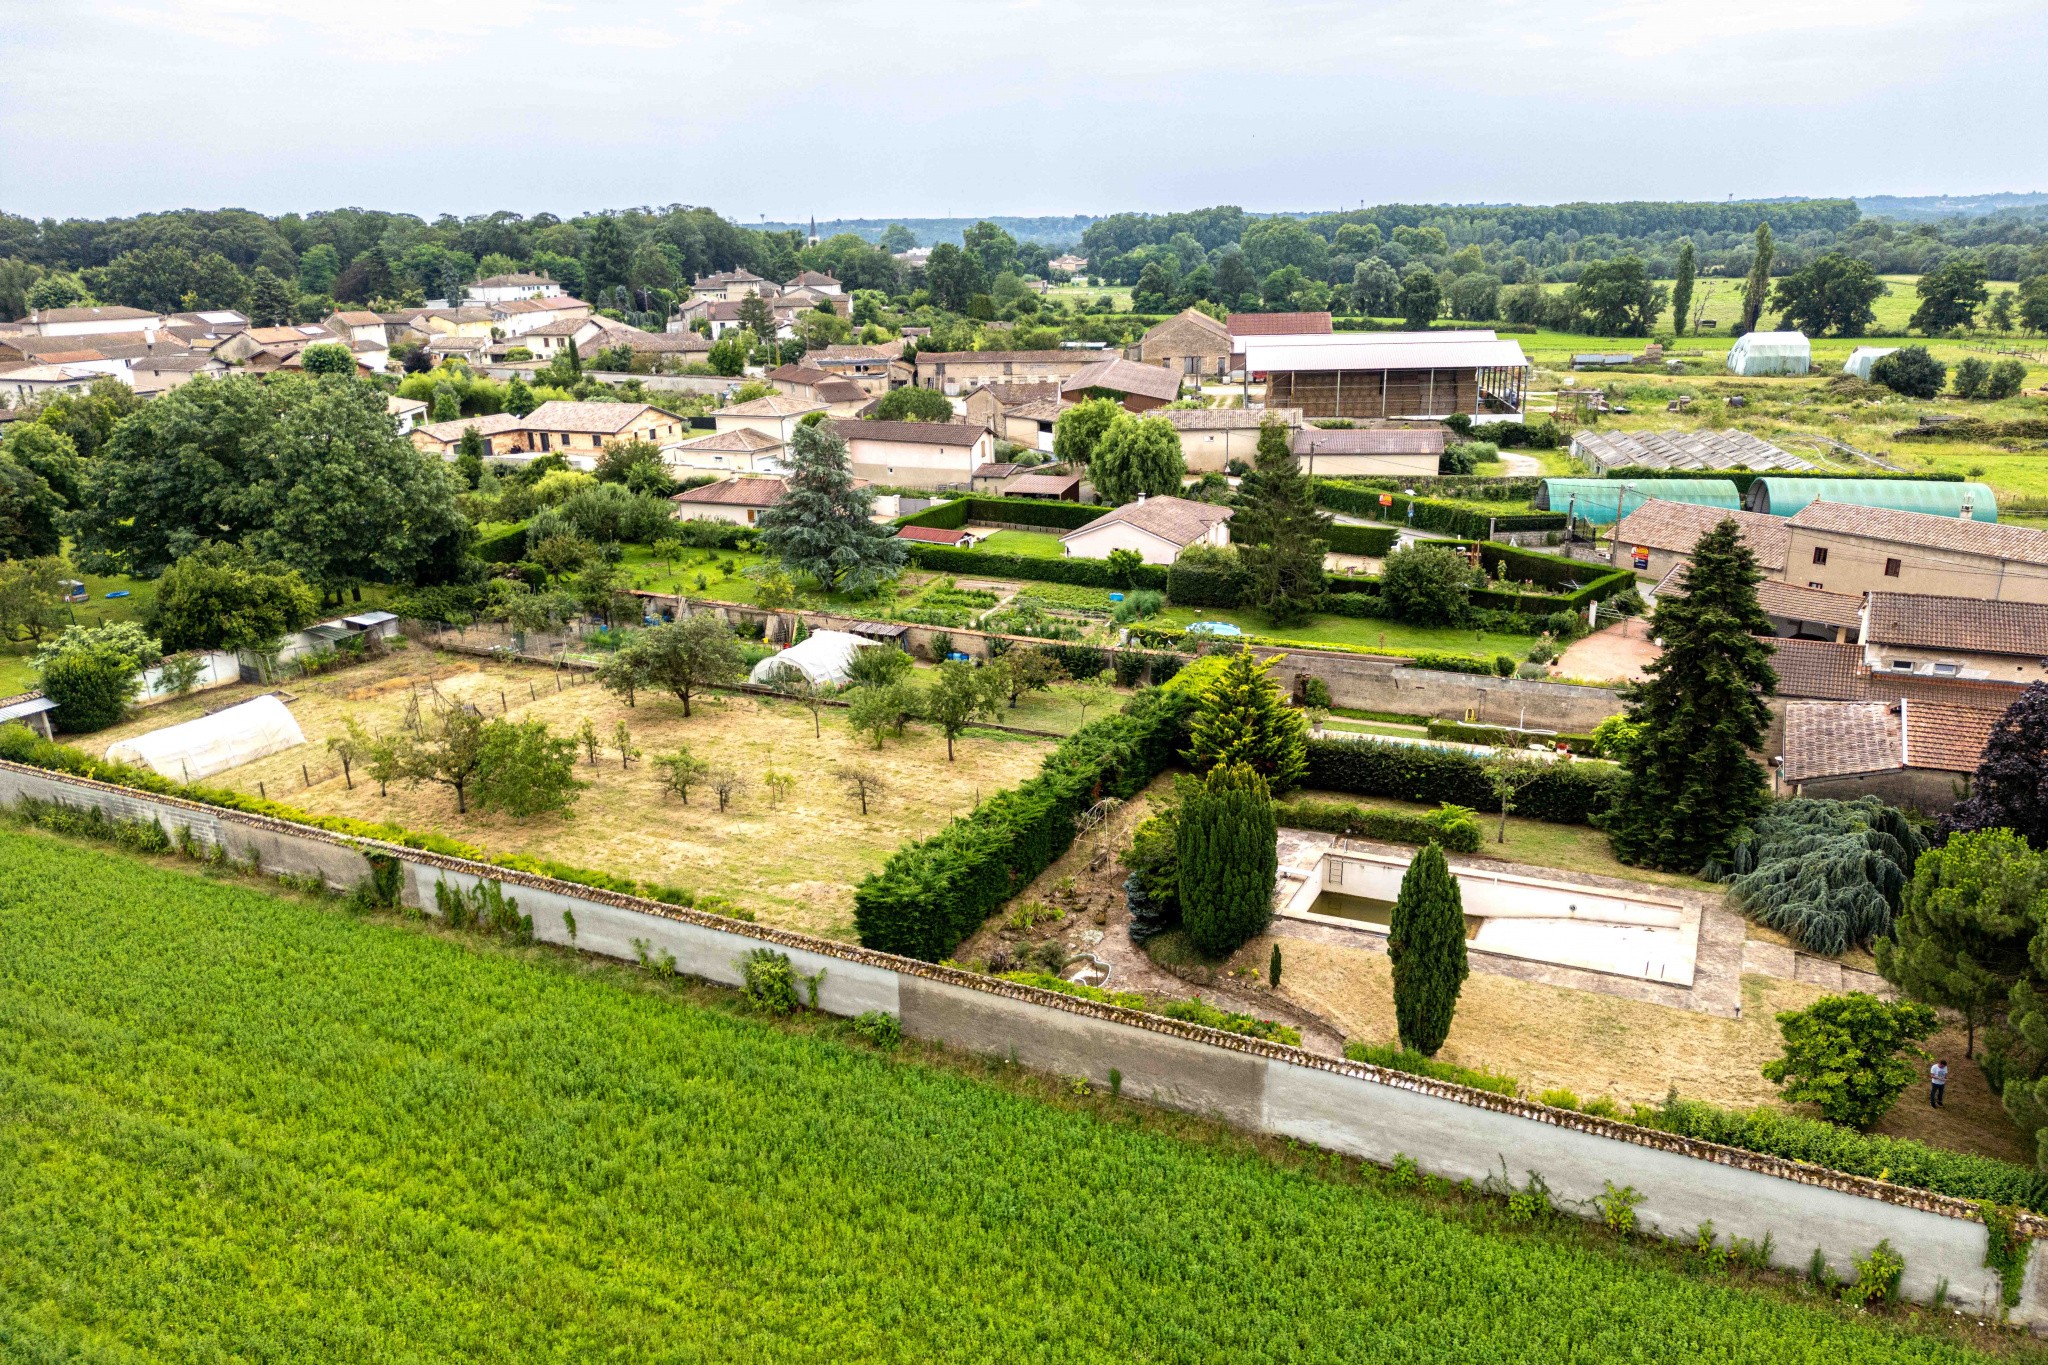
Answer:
[{"left": 3, "top": 750, "right": 2040, "bottom": 1322}]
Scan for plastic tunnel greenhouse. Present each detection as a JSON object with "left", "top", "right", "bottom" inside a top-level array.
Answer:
[
  {"left": 1535, "top": 478, "right": 1741, "bottom": 527},
  {"left": 1725, "top": 331, "right": 1811, "bottom": 376},
  {"left": 1744, "top": 478, "right": 1999, "bottom": 522},
  {"left": 104, "top": 695, "right": 306, "bottom": 782}
]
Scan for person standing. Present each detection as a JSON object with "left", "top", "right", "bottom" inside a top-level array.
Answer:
[{"left": 1930, "top": 1058, "right": 1949, "bottom": 1109}]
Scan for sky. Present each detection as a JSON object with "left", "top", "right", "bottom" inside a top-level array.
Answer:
[{"left": 3, "top": 0, "right": 2045, "bottom": 223}]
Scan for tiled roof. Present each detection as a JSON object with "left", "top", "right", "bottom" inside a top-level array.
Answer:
[
  {"left": 766, "top": 364, "right": 834, "bottom": 385},
  {"left": 1788, "top": 500, "right": 2048, "bottom": 568},
  {"left": 974, "top": 462, "right": 1024, "bottom": 478},
  {"left": 1869, "top": 673, "right": 2030, "bottom": 711},
  {"left": 674, "top": 427, "right": 784, "bottom": 452},
  {"left": 788, "top": 270, "right": 840, "bottom": 286},
  {"left": 1063, "top": 495, "right": 1232, "bottom": 548},
  {"left": 477, "top": 273, "right": 552, "bottom": 287},
  {"left": 814, "top": 379, "right": 868, "bottom": 404},
  {"left": 1782, "top": 701, "right": 1899, "bottom": 781},
  {"left": 419, "top": 307, "right": 496, "bottom": 324},
  {"left": 414, "top": 412, "right": 528, "bottom": 443},
  {"left": 525, "top": 400, "right": 676, "bottom": 433},
  {"left": 598, "top": 329, "right": 711, "bottom": 353},
  {"left": 723, "top": 393, "right": 828, "bottom": 418},
  {"left": 1004, "top": 397, "right": 1066, "bottom": 422},
  {"left": 1295, "top": 427, "right": 1446, "bottom": 456},
  {"left": 915, "top": 350, "right": 1085, "bottom": 365},
  {"left": 1228, "top": 312, "right": 1333, "bottom": 335},
  {"left": 1902, "top": 699, "right": 2000, "bottom": 773},
  {"left": 1757, "top": 580, "right": 1864, "bottom": 628},
  {"left": 21, "top": 349, "right": 105, "bottom": 365},
  {"left": 1864, "top": 592, "right": 2048, "bottom": 658},
  {"left": 330, "top": 310, "right": 384, "bottom": 326},
  {"left": 1768, "top": 638, "right": 1868, "bottom": 700},
  {"left": 33, "top": 305, "right": 157, "bottom": 323},
  {"left": 897, "top": 525, "right": 972, "bottom": 544},
  {"left": 1159, "top": 406, "right": 1302, "bottom": 431},
  {"left": 671, "top": 476, "right": 785, "bottom": 507},
  {"left": 813, "top": 343, "right": 901, "bottom": 363},
  {"left": 1006, "top": 473, "right": 1083, "bottom": 497},
  {"left": 832, "top": 418, "right": 990, "bottom": 446},
  {"left": 1146, "top": 306, "right": 1231, "bottom": 339},
  {"left": 1613, "top": 499, "right": 1789, "bottom": 570},
  {"left": 1062, "top": 356, "right": 1183, "bottom": 403}
]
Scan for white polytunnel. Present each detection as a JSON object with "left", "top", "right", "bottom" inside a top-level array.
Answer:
[
  {"left": 104, "top": 694, "right": 307, "bottom": 782},
  {"left": 746, "top": 629, "right": 879, "bottom": 687}
]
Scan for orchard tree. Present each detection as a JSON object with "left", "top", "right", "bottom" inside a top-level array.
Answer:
[
  {"left": 757, "top": 420, "right": 906, "bottom": 593},
  {"left": 396, "top": 705, "right": 490, "bottom": 814},
  {"left": 1763, "top": 993, "right": 1938, "bottom": 1130},
  {"left": 631, "top": 614, "right": 745, "bottom": 717},
  {"left": 1389, "top": 841, "right": 1468, "bottom": 1056},
  {"left": 1606, "top": 519, "right": 1776, "bottom": 872},
  {"left": 1942, "top": 682, "right": 2048, "bottom": 847},
  {"left": 923, "top": 658, "right": 1001, "bottom": 760},
  {"left": 1233, "top": 415, "right": 1328, "bottom": 626},
  {"left": 1877, "top": 828, "right": 2045, "bottom": 1058},
  {"left": 1183, "top": 648, "right": 1308, "bottom": 792},
  {"left": 1770, "top": 252, "right": 1885, "bottom": 337},
  {"left": 1089, "top": 413, "right": 1185, "bottom": 505},
  {"left": 1175, "top": 763, "right": 1279, "bottom": 957},
  {"left": 474, "top": 718, "right": 582, "bottom": 817}
]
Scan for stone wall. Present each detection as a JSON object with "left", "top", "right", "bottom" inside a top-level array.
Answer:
[{"left": 3, "top": 752, "right": 2039, "bottom": 1322}]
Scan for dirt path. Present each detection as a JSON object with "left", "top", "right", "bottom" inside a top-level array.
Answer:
[
  {"left": 1497, "top": 450, "right": 1542, "bottom": 477},
  {"left": 1556, "top": 617, "right": 1661, "bottom": 684}
]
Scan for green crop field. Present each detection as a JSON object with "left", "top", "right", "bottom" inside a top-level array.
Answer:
[{"left": 0, "top": 828, "right": 2005, "bottom": 1362}]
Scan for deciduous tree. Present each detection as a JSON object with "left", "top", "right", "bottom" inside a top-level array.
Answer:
[
  {"left": 474, "top": 718, "right": 581, "bottom": 816},
  {"left": 631, "top": 614, "right": 745, "bottom": 717},
  {"left": 1910, "top": 255, "right": 1990, "bottom": 335},
  {"left": 149, "top": 545, "right": 318, "bottom": 653},
  {"left": 1738, "top": 222, "right": 1774, "bottom": 334},
  {"left": 1942, "top": 682, "right": 2048, "bottom": 847},
  {"left": 1051, "top": 396, "right": 1121, "bottom": 468},
  {"left": 1763, "top": 993, "right": 1937, "bottom": 1130},
  {"left": 1670, "top": 238, "right": 1696, "bottom": 336},
  {"left": 1088, "top": 413, "right": 1185, "bottom": 505},
  {"left": 1769, "top": 252, "right": 1885, "bottom": 337},
  {"left": 34, "top": 623, "right": 160, "bottom": 733},
  {"left": 923, "top": 658, "right": 1001, "bottom": 760},
  {"left": 871, "top": 386, "right": 954, "bottom": 422},
  {"left": 1379, "top": 543, "right": 1473, "bottom": 624}
]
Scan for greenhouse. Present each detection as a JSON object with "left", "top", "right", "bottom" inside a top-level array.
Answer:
[
  {"left": 746, "top": 630, "right": 878, "bottom": 687},
  {"left": 1724, "top": 331, "right": 1811, "bottom": 376},
  {"left": 1535, "top": 478, "right": 1741, "bottom": 526},
  {"left": 104, "top": 694, "right": 306, "bottom": 782},
  {"left": 1744, "top": 478, "right": 1999, "bottom": 522},
  {"left": 1842, "top": 346, "right": 1899, "bottom": 381}
]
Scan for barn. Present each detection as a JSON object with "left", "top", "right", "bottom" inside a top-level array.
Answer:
[{"left": 1239, "top": 331, "right": 1529, "bottom": 422}]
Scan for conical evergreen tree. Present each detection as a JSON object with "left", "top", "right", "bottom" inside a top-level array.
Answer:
[
  {"left": 1234, "top": 416, "right": 1329, "bottom": 627},
  {"left": 1671, "top": 239, "right": 1696, "bottom": 335},
  {"left": 1388, "top": 841, "right": 1467, "bottom": 1056},
  {"left": 1176, "top": 763, "right": 1279, "bottom": 958},
  {"left": 1183, "top": 648, "right": 1308, "bottom": 792},
  {"left": 1606, "top": 520, "right": 1777, "bottom": 872},
  {"left": 756, "top": 422, "right": 907, "bottom": 594}
]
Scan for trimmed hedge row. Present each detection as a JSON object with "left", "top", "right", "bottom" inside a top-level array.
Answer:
[
  {"left": 1335, "top": 475, "right": 1545, "bottom": 502},
  {"left": 1304, "top": 737, "right": 1620, "bottom": 826},
  {"left": 1276, "top": 797, "right": 1483, "bottom": 853},
  {"left": 1324, "top": 524, "right": 1398, "bottom": 556},
  {"left": 902, "top": 543, "right": 1170, "bottom": 591},
  {"left": 1317, "top": 481, "right": 1565, "bottom": 538},
  {"left": 476, "top": 523, "right": 531, "bottom": 563},
  {"left": 897, "top": 496, "right": 1106, "bottom": 532},
  {"left": 853, "top": 687, "right": 1196, "bottom": 960},
  {"left": 1164, "top": 561, "right": 1248, "bottom": 609},
  {"left": 1598, "top": 467, "right": 1964, "bottom": 495}
]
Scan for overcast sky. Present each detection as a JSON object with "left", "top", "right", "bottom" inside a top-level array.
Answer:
[{"left": 4, "top": 0, "right": 2044, "bottom": 223}]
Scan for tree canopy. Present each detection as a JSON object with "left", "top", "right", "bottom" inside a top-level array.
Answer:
[
  {"left": 1088, "top": 414, "right": 1184, "bottom": 505},
  {"left": 755, "top": 421, "right": 906, "bottom": 594}
]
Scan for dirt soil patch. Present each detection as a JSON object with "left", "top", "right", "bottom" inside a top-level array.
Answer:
[{"left": 85, "top": 647, "right": 1052, "bottom": 940}]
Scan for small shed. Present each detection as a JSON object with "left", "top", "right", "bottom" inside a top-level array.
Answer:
[
  {"left": 1744, "top": 478, "right": 1999, "bottom": 522},
  {"left": 104, "top": 694, "right": 306, "bottom": 781},
  {"left": 1843, "top": 347, "right": 1899, "bottom": 381},
  {"left": 0, "top": 694, "right": 58, "bottom": 739},
  {"left": 1535, "top": 478, "right": 1740, "bottom": 526},
  {"left": 1725, "top": 331, "right": 1811, "bottom": 376},
  {"left": 747, "top": 629, "right": 876, "bottom": 687}
]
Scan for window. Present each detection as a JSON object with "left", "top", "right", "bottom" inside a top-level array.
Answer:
[
  {"left": 1933, "top": 663, "right": 1960, "bottom": 677},
  {"left": 1807, "top": 581, "right": 1825, "bottom": 589},
  {"left": 1884, "top": 557, "right": 1901, "bottom": 577},
  {"left": 1891, "top": 659, "right": 1914, "bottom": 671},
  {"left": 1811, "top": 547, "right": 1828, "bottom": 565}
]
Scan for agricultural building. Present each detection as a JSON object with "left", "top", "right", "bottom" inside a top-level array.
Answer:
[
  {"left": 1539, "top": 478, "right": 1742, "bottom": 527},
  {"left": 1569, "top": 429, "right": 1811, "bottom": 474},
  {"left": 1724, "top": 331, "right": 1811, "bottom": 376},
  {"left": 1240, "top": 331, "right": 1529, "bottom": 421},
  {"left": 747, "top": 630, "right": 876, "bottom": 687},
  {"left": 1293, "top": 427, "right": 1445, "bottom": 478},
  {"left": 1746, "top": 478, "right": 1997, "bottom": 522},
  {"left": 1843, "top": 347, "right": 1899, "bottom": 381}
]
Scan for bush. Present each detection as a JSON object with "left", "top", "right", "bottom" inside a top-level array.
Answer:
[
  {"left": 1305, "top": 737, "right": 1619, "bottom": 825},
  {"left": 1277, "top": 797, "right": 1482, "bottom": 853},
  {"left": 1176, "top": 764, "right": 1278, "bottom": 958},
  {"left": 1986, "top": 358, "right": 2028, "bottom": 400},
  {"left": 1706, "top": 798, "right": 1925, "bottom": 955},
  {"left": 1952, "top": 357, "right": 1992, "bottom": 399},
  {"left": 36, "top": 623, "right": 160, "bottom": 733},
  {"left": 903, "top": 543, "right": 1169, "bottom": 592},
  {"left": 1342, "top": 1041, "right": 1519, "bottom": 1096},
  {"left": 474, "top": 522, "right": 532, "bottom": 563},
  {"left": 1412, "top": 652, "right": 1495, "bottom": 676},
  {"left": 1380, "top": 544, "right": 1474, "bottom": 624},
  {"left": 853, "top": 687, "right": 1195, "bottom": 960},
  {"left": 850, "top": 1010, "right": 903, "bottom": 1048},
  {"left": 1164, "top": 557, "right": 1248, "bottom": 609},
  {"left": 1763, "top": 993, "right": 1938, "bottom": 1130},
  {"left": 1317, "top": 482, "right": 1564, "bottom": 539},
  {"left": 1871, "top": 346, "right": 1946, "bottom": 399}
]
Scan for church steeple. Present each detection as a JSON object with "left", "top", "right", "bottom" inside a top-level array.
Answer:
[{"left": 806, "top": 215, "right": 819, "bottom": 247}]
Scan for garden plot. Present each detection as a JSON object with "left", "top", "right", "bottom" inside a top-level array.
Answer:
[{"left": 81, "top": 648, "right": 1052, "bottom": 939}]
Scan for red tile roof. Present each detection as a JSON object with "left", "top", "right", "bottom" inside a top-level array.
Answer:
[
  {"left": 1865, "top": 592, "right": 2048, "bottom": 658},
  {"left": 1229, "top": 312, "right": 1333, "bottom": 335},
  {"left": 896, "top": 525, "right": 972, "bottom": 545},
  {"left": 671, "top": 477, "right": 786, "bottom": 508},
  {"left": 1902, "top": 699, "right": 2000, "bottom": 773}
]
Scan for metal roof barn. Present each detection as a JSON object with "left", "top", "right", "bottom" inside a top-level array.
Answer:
[{"left": 1745, "top": 478, "right": 1999, "bottom": 522}]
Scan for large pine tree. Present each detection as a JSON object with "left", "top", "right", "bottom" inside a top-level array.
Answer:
[
  {"left": 1183, "top": 648, "right": 1308, "bottom": 792},
  {"left": 1389, "top": 841, "right": 1468, "bottom": 1056},
  {"left": 1176, "top": 763, "right": 1279, "bottom": 958},
  {"left": 756, "top": 422, "right": 907, "bottom": 594},
  {"left": 1234, "top": 416, "right": 1329, "bottom": 626},
  {"left": 1606, "top": 520, "right": 1777, "bottom": 872}
]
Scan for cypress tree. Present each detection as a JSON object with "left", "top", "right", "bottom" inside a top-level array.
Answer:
[
  {"left": 1176, "top": 763, "right": 1278, "bottom": 958},
  {"left": 1234, "top": 416, "right": 1330, "bottom": 627},
  {"left": 1606, "top": 520, "right": 1777, "bottom": 872},
  {"left": 1388, "top": 841, "right": 1468, "bottom": 1056},
  {"left": 1671, "top": 239, "right": 1696, "bottom": 336},
  {"left": 1739, "top": 223, "right": 1774, "bottom": 334},
  {"left": 1183, "top": 648, "right": 1308, "bottom": 792}
]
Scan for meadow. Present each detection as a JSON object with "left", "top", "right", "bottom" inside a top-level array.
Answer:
[{"left": 0, "top": 827, "right": 2020, "bottom": 1364}]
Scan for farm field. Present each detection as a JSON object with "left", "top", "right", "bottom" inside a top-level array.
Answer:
[
  {"left": 81, "top": 648, "right": 1052, "bottom": 939},
  {"left": 0, "top": 827, "right": 2016, "bottom": 1364}
]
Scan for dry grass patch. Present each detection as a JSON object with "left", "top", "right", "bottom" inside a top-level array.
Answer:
[{"left": 85, "top": 648, "right": 1051, "bottom": 940}]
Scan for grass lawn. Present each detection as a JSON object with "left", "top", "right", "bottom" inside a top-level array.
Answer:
[
  {"left": 1156, "top": 605, "right": 1537, "bottom": 662},
  {"left": 972, "top": 528, "right": 1067, "bottom": 558},
  {"left": 80, "top": 649, "right": 1050, "bottom": 939},
  {"left": 0, "top": 827, "right": 2013, "bottom": 1362}
]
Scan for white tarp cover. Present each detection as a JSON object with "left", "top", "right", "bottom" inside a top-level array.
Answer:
[
  {"left": 1843, "top": 346, "right": 1899, "bottom": 380},
  {"left": 1725, "top": 331, "right": 1811, "bottom": 376},
  {"left": 748, "top": 629, "right": 876, "bottom": 687},
  {"left": 105, "top": 694, "right": 307, "bottom": 781}
]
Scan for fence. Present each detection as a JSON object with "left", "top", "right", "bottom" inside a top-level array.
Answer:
[{"left": 0, "top": 750, "right": 2042, "bottom": 1322}]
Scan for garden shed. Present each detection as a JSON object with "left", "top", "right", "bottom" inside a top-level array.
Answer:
[
  {"left": 1744, "top": 478, "right": 1999, "bottom": 522},
  {"left": 1535, "top": 478, "right": 1740, "bottom": 526},
  {"left": 105, "top": 694, "right": 306, "bottom": 782},
  {"left": 1725, "top": 331, "right": 1811, "bottom": 376},
  {"left": 1842, "top": 347, "right": 1899, "bottom": 381},
  {"left": 747, "top": 629, "right": 875, "bottom": 687}
]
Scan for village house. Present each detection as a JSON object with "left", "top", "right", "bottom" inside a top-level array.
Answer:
[
  {"left": 327, "top": 310, "right": 391, "bottom": 347},
  {"left": 580, "top": 326, "right": 714, "bottom": 369},
  {"left": 488, "top": 295, "right": 592, "bottom": 337},
  {"left": 522, "top": 400, "right": 690, "bottom": 466},
  {"left": 1293, "top": 426, "right": 1446, "bottom": 479},
  {"left": 829, "top": 418, "right": 995, "bottom": 489},
  {"left": 386, "top": 395, "right": 428, "bottom": 434},
  {"left": 1859, "top": 592, "right": 2048, "bottom": 685},
  {"left": 164, "top": 309, "right": 248, "bottom": 341},
  {"left": 0, "top": 365, "right": 99, "bottom": 403},
  {"left": 28, "top": 305, "right": 164, "bottom": 340},
  {"left": 801, "top": 342, "right": 910, "bottom": 396},
  {"left": 960, "top": 381, "right": 1044, "bottom": 432},
  {"left": 1782, "top": 501, "right": 2048, "bottom": 603},
  {"left": 714, "top": 393, "right": 830, "bottom": 443},
  {"left": 970, "top": 461, "right": 1025, "bottom": 492},
  {"left": 1060, "top": 495, "right": 1232, "bottom": 565},
  {"left": 129, "top": 353, "right": 227, "bottom": 395},
  {"left": 1611, "top": 499, "right": 1791, "bottom": 585},
  {"left": 426, "top": 334, "right": 493, "bottom": 368},
  {"left": 665, "top": 426, "right": 787, "bottom": 476},
  {"left": 1779, "top": 698, "right": 1997, "bottom": 814},
  {"left": 1160, "top": 407, "right": 1300, "bottom": 472},
  {"left": 411, "top": 307, "right": 498, "bottom": 339},
  {"left": 217, "top": 323, "right": 348, "bottom": 365},
  {"left": 1061, "top": 355, "right": 1182, "bottom": 411},
  {"left": 465, "top": 273, "right": 560, "bottom": 304},
  {"left": 786, "top": 270, "right": 843, "bottom": 295},
  {"left": 913, "top": 349, "right": 1098, "bottom": 396},
  {"left": 409, "top": 411, "right": 530, "bottom": 458},
  {"left": 670, "top": 474, "right": 787, "bottom": 526},
  {"left": 1137, "top": 307, "right": 1233, "bottom": 381},
  {"left": 690, "top": 268, "right": 779, "bottom": 303},
  {"left": 1049, "top": 253, "right": 1088, "bottom": 276}
]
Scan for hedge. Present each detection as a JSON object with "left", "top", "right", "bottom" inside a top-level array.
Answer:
[
  {"left": 1304, "top": 737, "right": 1620, "bottom": 825},
  {"left": 1324, "top": 524, "right": 1398, "bottom": 556},
  {"left": 896, "top": 496, "right": 1106, "bottom": 532},
  {"left": 1333, "top": 476, "right": 1544, "bottom": 503},
  {"left": 853, "top": 686, "right": 1196, "bottom": 960},
  {"left": 902, "top": 543, "right": 1170, "bottom": 591},
  {"left": 1276, "top": 797, "right": 1483, "bottom": 853},
  {"left": 1317, "top": 481, "right": 1565, "bottom": 538},
  {"left": 1597, "top": 467, "right": 1964, "bottom": 496},
  {"left": 1164, "top": 561, "right": 1247, "bottom": 609},
  {"left": 475, "top": 522, "right": 531, "bottom": 563}
]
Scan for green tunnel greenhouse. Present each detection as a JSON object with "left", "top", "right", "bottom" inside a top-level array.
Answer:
[
  {"left": 1535, "top": 478, "right": 1742, "bottom": 527},
  {"left": 1743, "top": 479, "right": 1998, "bottom": 522}
]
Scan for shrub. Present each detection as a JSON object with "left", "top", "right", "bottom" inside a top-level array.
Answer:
[
  {"left": 1380, "top": 544, "right": 1474, "bottom": 624},
  {"left": 1342, "top": 1040, "right": 1518, "bottom": 1096},
  {"left": 1762, "top": 993, "right": 1939, "bottom": 1130},
  {"left": 1176, "top": 764, "right": 1278, "bottom": 958},
  {"left": 1389, "top": 842, "right": 1467, "bottom": 1055},
  {"left": 1986, "top": 358, "right": 2028, "bottom": 400},
  {"left": 1871, "top": 346, "right": 1946, "bottom": 399},
  {"left": 36, "top": 623, "right": 161, "bottom": 733},
  {"left": 1952, "top": 357, "right": 1992, "bottom": 399},
  {"left": 739, "top": 948, "right": 805, "bottom": 1014},
  {"left": 1305, "top": 737, "right": 1620, "bottom": 826},
  {"left": 1276, "top": 797, "right": 1482, "bottom": 853},
  {"left": 850, "top": 1010, "right": 903, "bottom": 1048}
]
